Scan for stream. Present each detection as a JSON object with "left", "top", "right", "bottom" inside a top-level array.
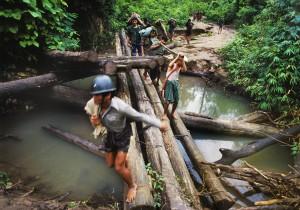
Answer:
[{"left": 0, "top": 74, "right": 293, "bottom": 201}]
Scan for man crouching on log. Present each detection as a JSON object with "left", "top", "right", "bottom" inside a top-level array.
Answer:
[{"left": 86, "top": 75, "right": 168, "bottom": 202}]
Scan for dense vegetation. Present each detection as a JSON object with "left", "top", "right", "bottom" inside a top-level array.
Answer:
[
  {"left": 0, "top": 0, "right": 79, "bottom": 64},
  {"left": 221, "top": 0, "right": 300, "bottom": 124}
]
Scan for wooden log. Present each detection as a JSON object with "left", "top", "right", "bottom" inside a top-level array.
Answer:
[
  {"left": 129, "top": 69, "right": 193, "bottom": 209},
  {"left": 178, "top": 112, "right": 280, "bottom": 138},
  {"left": 116, "top": 33, "right": 155, "bottom": 210},
  {"left": 167, "top": 113, "right": 235, "bottom": 209},
  {"left": 42, "top": 124, "right": 105, "bottom": 157},
  {"left": 0, "top": 64, "right": 103, "bottom": 98},
  {"left": 47, "top": 50, "right": 166, "bottom": 66},
  {"left": 220, "top": 178, "right": 254, "bottom": 207},
  {"left": 117, "top": 72, "right": 155, "bottom": 210},
  {"left": 0, "top": 60, "right": 159, "bottom": 98},
  {"left": 215, "top": 125, "right": 300, "bottom": 165},
  {"left": 139, "top": 70, "right": 202, "bottom": 209},
  {"left": 120, "top": 29, "right": 131, "bottom": 56},
  {"left": 0, "top": 73, "right": 58, "bottom": 97},
  {"left": 235, "top": 111, "right": 269, "bottom": 123}
]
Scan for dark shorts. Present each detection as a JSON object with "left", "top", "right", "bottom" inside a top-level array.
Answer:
[
  {"left": 105, "top": 122, "right": 132, "bottom": 153},
  {"left": 164, "top": 80, "right": 179, "bottom": 104}
]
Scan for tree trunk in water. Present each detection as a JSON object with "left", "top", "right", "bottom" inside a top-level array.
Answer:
[
  {"left": 179, "top": 112, "right": 279, "bottom": 138},
  {"left": 169, "top": 112, "right": 235, "bottom": 210},
  {"left": 139, "top": 70, "right": 202, "bottom": 209},
  {"left": 129, "top": 69, "right": 193, "bottom": 210},
  {"left": 42, "top": 124, "right": 105, "bottom": 157},
  {"left": 215, "top": 125, "right": 300, "bottom": 165}
]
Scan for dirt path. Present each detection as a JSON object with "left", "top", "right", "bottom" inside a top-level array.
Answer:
[{"left": 171, "top": 20, "right": 236, "bottom": 81}]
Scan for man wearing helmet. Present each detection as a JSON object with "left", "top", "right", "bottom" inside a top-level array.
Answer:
[{"left": 85, "top": 75, "right": 168, "bottom": 203}]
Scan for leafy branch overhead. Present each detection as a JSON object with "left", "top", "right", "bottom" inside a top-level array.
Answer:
[{"left": 0, "top": 0, "right": 79, "bottom": 53}]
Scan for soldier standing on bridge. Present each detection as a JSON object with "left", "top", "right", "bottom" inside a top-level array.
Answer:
[{"left": 85, "top": 75, "right": 168, "bottom": 203}]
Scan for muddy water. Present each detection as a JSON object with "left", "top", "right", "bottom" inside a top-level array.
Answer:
[
  {"left": 0, "top": 74, "right": 292, "bottom": 201},
  {"left": 0, "top": 102, "right": 122, "bottom": 200},
  {"left": 178, "top": 75, "right": 293, "bottom": 172}
]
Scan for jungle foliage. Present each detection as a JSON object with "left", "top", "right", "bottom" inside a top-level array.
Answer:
[
  {"left": 0, "top": 0, "right": 79, "bottom": 63},
  {"left": 111, "top": 0, "right": 266, "bottom": 29},
  {"left": 221, "top": 0, "right": 300, "bottom": 123}
]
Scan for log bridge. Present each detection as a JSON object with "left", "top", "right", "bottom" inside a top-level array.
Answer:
[{"left": 1, "top": 30, "right": 298, "bottom": 210}]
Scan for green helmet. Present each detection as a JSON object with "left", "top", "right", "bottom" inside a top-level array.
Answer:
[{"left": 91, "top": 75, "right": 116, "bottom": 95}]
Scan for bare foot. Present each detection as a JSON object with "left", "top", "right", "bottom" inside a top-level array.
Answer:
[{"left": 126, "top": 183, "right": 137, "bottom": 203}]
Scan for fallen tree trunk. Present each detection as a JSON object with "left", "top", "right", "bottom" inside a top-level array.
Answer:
[
  {"left": 46, "top": 50, "right": 165, "bottom": 69},
  {"left": 117, "top": 72, "right": 155, "bottom": 210},
  {"left": 215, "top": 125, "right": 300, "bottom": 165},
  {"left": 179, "top": 112, "right": 280, "bottom": 138},
  {"left": 139, "top": 70, "right": 202, "bottom": 209},
  {"left": 168, "top": 111, "right": 235, "bottom": 210},
  {"left": 42, "top": 124, "right": 105, "bottom": 157},
  {"left": 0, "top": 73, "right": 59, "bottom": 97},
  {"left": 129, "top": 69, "right": 193, "bottom": 209},
  {"left": 235, "top": 111, "right": 270, "bottom": 124},
  {"left": 0, "top": 60, "right": 158, "bottom": 97}
]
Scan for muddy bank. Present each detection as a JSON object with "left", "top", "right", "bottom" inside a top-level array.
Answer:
[{"left": 169, "top": 21, "right": 242, "bottom": 93}]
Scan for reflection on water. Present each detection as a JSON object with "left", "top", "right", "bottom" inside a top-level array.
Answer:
[
  {"left": 178, "top": 76, "right": 250, "bottom": 119},
  {"left": 178, "top": 75, "right": 292, "bottom": 172},
  {"left": 0, "top": 103, "right": 122, "bottom": 200}
]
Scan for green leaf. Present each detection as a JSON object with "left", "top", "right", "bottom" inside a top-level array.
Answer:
[
  {"left": 8, "top": 26, "right": 18, "bottom": 34},
  {"left": 22, "top": 0, "right": 36, "bottom": 7},
  {"left": 0, "top": 9, "right": 22, "bottom": 20},
  {"left": 28, "top": 10, "right": 42, "bottom": 18}
]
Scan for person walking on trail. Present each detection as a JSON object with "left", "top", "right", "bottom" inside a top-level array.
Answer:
[
  {"left": 167, "top": 18, "right": 177, "bottom": 42},
  {"left": 86, "top": 75, "right": 168, "bottom": 203},
  {"left": 162, "top": 53, "right": 187, "bottom": 120},
  {"left": 217, "top": 18, "right": 224, "bottom": 34},
  {"left": 126, "top": 17, "right": 143, "bottom": 56},
  {"left": 185, "top": 19, "right": 194, "bottom": 45}
]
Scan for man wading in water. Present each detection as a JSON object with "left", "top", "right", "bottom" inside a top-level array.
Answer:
[
  {"left": 85, "top": 75, "right": 168, "bottom": 202},
  {"left": 162, "top": 53, "right": 187, "bottom": 119}
]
